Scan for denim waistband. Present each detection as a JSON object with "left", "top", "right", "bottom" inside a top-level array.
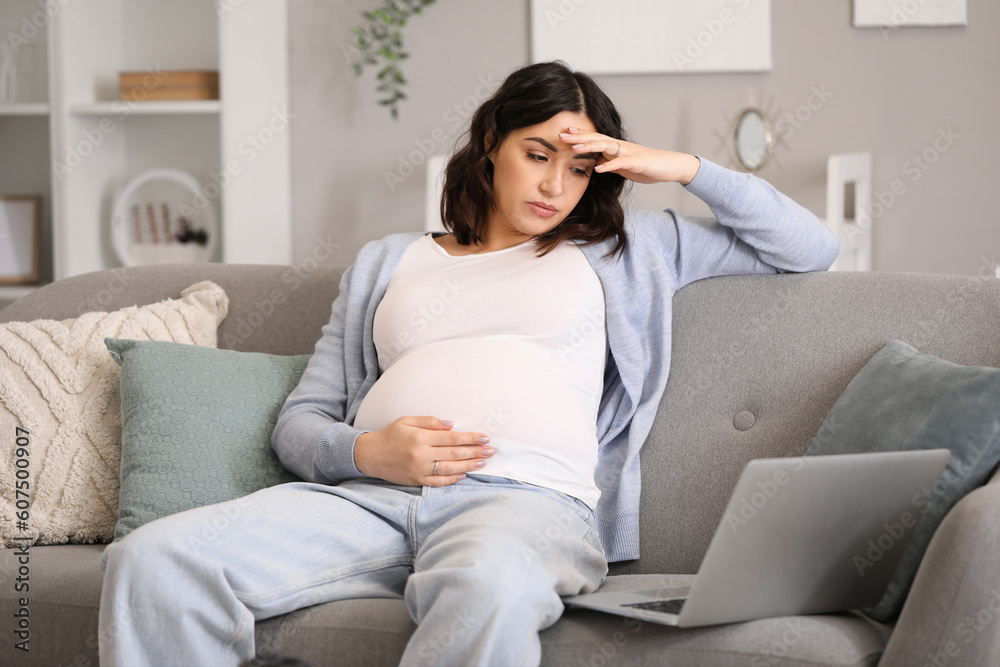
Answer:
[{"left": 335, "top": 474, "right": 592, "bottom": 517}]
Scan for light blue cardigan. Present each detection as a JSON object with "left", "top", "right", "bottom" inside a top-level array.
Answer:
[{"left": 272, "top": 157, "right": 840, "bottom": 563}]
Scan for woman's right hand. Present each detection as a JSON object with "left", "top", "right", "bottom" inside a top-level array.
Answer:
[
  {"left": 558, "top": 127, "right": 702, "bottom": 185},
  {"left": 353, "top": 416, "right": 495, "bottom": 487}
]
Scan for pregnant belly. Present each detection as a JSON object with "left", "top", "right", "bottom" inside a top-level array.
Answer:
[{"left": 353, "top": 337, "right": 596, "bottom": 451}]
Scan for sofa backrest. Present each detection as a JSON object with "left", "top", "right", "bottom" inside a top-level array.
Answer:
[
  {"left": 614, "top": 269, "right": 1000, "bottom": 576},
  {"left": 0, "top": 263, "right": 345, "bottom": 356},
  {"left": 4, "top": 265, "right": 999, "bottom": 575}
]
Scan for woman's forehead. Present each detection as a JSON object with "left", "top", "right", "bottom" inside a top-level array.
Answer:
[{"left": 514, "top": 112, "right": 596, "bottom": 137}]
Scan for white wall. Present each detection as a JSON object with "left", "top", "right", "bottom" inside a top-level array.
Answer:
[{"left": 287, "top": 0, "right": 998, "bottom": 278}]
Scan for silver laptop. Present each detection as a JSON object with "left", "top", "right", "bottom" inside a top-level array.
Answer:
[{"left": 564, "top": 449, "right": 950, "bottom": 627}]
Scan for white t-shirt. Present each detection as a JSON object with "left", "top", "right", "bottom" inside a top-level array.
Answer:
[{"left": 353, "top": 233, "right": 607, "bottom": 507}]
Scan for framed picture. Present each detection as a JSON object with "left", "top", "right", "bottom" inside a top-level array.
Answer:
[
  {"left": 530, "top": 0, "right": 772, "bottom": 74},
  {"left": 0, "top": 195, "right": 42, "bottom": 285},
  {"left": 853, "top": 0, "right": 966, "bottom": 27}
]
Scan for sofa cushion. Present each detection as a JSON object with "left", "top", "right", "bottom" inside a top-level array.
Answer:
[
  {"left": 0, "top": 543, "right": 104, "bottom": 667},
  {"left": 0, "top": 281, "right": 229, "bottom": 546},
  {"left": 105, "top": 338, "right": 307, "bottom": 540},
  {"left": 0, "top": 557, "right": 889, "bottom": 667},
  {"left": 252, "top": 575, "right": 890, "bottom": 667},
  {"left": 805, "top": 339, "right": 1000, "bottom": 622}
]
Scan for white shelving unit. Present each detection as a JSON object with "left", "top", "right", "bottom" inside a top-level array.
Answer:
[
  {"left": 0, "top": 105, "right": 49, "bottom": 116},
  {"left": 0, "top": 0, "right": 291, "bottom": 304}
]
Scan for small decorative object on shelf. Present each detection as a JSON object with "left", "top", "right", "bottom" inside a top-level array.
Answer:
[
  {"left": 111, "top": 169, "right": 217, "bottom": 267},
  {"left": 118, "top": 69, "right": 220, "bottom": 102},
  {"left": 160, "top": 203, "right": 172, "bottom": 243},
  {"left": 174, "top": 216, "right": 208, "bottom": 245}
]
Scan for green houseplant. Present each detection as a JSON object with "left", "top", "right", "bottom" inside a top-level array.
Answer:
[{"left": 346, "top": 0, "right": 437, "bottom": 119}]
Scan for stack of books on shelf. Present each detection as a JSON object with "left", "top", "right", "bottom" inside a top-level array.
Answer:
[{"left": 119, "top": 70, "right": 219, "bottom": 102}]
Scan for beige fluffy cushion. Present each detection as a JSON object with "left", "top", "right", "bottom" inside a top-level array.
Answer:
[{"left": 0, "top": 281, "right": 229, "bottom": 545}]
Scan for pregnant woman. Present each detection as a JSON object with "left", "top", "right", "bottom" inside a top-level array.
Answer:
[{"left": 98, "top": 60, "right": 839, "bottom": 667}]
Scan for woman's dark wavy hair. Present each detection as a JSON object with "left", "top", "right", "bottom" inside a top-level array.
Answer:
[{"left": 440, "top": 60, "right": 630, "bottom": 260}]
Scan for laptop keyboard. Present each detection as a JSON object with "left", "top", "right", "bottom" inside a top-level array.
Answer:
[{"left": 623, "top": 598, "right": 686, "bottom": 614}]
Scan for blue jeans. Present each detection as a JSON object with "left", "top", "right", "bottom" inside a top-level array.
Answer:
[{"left": 98, "top": 474, "right": 608, "bottom": 667}]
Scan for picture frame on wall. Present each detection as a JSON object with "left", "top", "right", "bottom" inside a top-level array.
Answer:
[
  {"left": 0, "top": 195, "right": 42, "bottom": 285},
  {"left": 530, "top": 0, "right": 772, "bottom": 74},
  {"left": 853, "top": 0, "right": 967, "bottom": 27}
]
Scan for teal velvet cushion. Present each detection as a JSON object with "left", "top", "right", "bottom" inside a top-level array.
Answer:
[
  {"left": 805, "top": 340, "right": 1000, "bottom": 622},
  {"left": 105, "top": 338, "right": 308, "bottom": 540}
]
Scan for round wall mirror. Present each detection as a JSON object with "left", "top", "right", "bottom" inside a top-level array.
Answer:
[{"left": 735, "top": 109, "right": 773, "bottom": 172}]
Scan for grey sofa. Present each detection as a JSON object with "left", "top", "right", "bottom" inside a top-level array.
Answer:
[{"left": 2, "top": 262, "right": 999, "bottom": 667}]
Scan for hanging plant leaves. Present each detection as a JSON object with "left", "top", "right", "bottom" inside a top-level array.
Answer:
[{"left": 348, "top": 0, "right": 436, "bottom": 120}]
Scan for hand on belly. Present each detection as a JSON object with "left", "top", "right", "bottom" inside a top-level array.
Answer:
[{"left": 353, "top": 415, "right": 496, "bottom": 487}]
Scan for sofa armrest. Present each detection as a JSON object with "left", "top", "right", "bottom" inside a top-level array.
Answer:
[{"left": 878, "top": 474, "right": 1000, "bottom": 667}]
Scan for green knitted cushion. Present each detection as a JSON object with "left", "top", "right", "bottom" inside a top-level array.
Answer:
[{"left": 105, "top": 338, "right": 308, "bottom": 540}]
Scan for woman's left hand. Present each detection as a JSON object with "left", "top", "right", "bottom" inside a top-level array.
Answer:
[{"left": 558, "top": 127, "right": 702, "bottom": 186}]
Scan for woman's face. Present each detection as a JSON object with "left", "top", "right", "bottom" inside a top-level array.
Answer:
[{"left": 485, "top": 110, "right": 600, "bottom": 249}]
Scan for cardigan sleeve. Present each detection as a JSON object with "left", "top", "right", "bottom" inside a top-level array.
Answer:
[
  {"left": 665, "top": 156, "right": 839, "bottom": 289},
  {"left": 271, "top": 263, "right": 368, "bottom": 485}
]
